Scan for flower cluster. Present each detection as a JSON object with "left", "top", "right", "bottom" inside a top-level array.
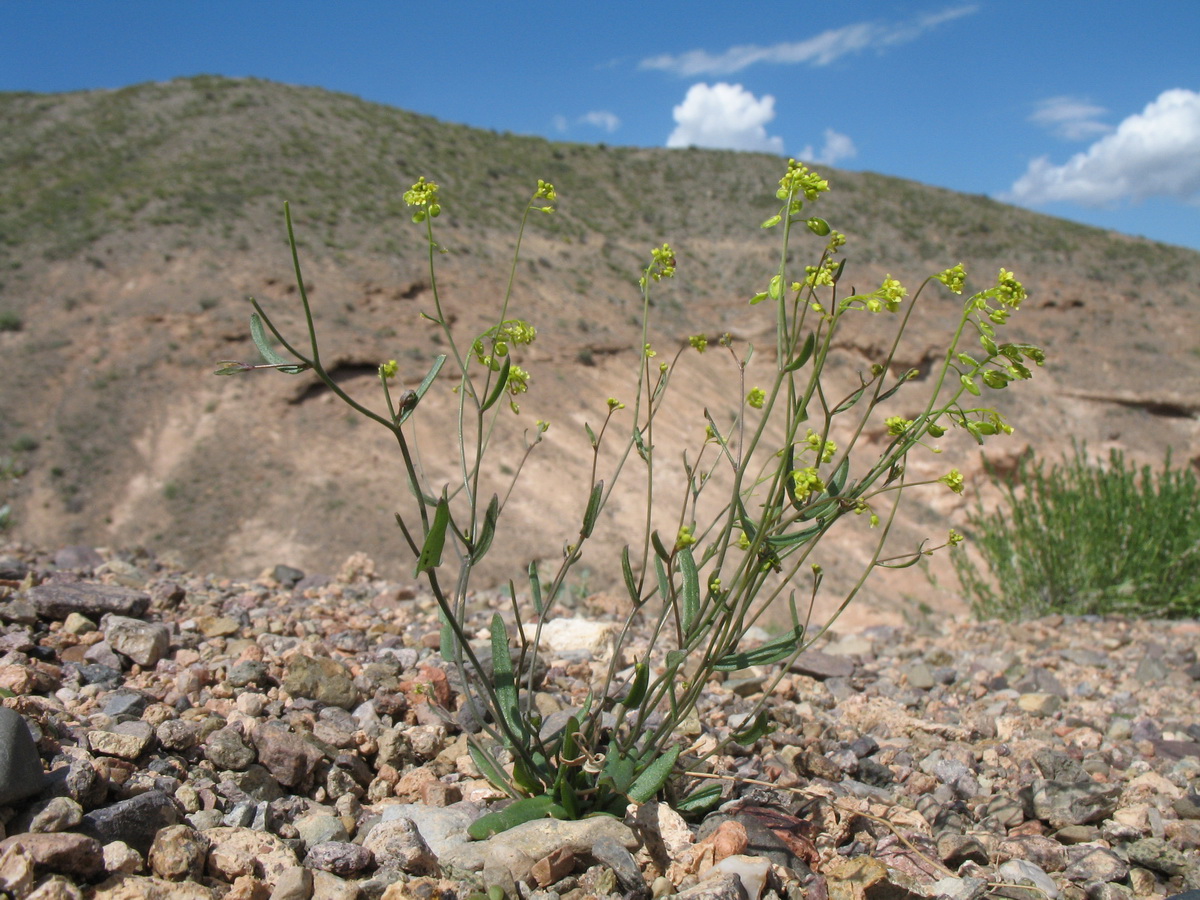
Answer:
[
  {"left": 936, "top": 263, "right": 967, "bottom": 295},
  {"left": 379, "top": 359, "right": 398, "bottom": 380},
  {"left": 403, "top": 177, "right": 441, "bottom": 223},
  {"left": 688, "top": 334, "right": 708, "bottom": 353},
  {"left": 939, "top": 469, "right": 965, "bottom": 493},
  {"left": 646, "top": 244, "right": 677, "bottom": 282},
  {"left": 803, "top": 428, "right": 837, "bottom": 464},
  {"left": 747, "top": 387, "right": 766, "bottom": 409},
  {"left": 791, "top": 466, "right": 826, "bottom": 502},
  {"left": 777, "top": 159, "right": 829, "bottom": 203},
  {"left": 473, "top": 319, "right": 537, "bottom": 370}
]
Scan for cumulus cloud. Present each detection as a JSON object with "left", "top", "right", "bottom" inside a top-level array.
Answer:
[
  {"left": 1006, "top": 89, "right": 1200, "bottom": 207},
  {"left": 579, "top": 110, "right": 620, "bottom": 133},
  {"left": 640, "top": 5, "right": 977, "bottom": 76},
  {"left": 801, "top": 129, "right": 858, "bottom": 166},
  {"left": 666, "top": 83, "right": 784, "bottom": 153},
  {"left": 1030, "top": 96, "right": 1112, "bottom": 141}
]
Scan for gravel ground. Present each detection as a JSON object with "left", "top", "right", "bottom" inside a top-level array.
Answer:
[{"left": 0, "top": 543, "right": 1197, "bottom": 900}]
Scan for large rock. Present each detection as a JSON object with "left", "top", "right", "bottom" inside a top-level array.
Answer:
[
  {"left": 27, "top": 583, "right": 149, "bottom": 620},
  {"left": 0, "top": 707, "right": 45, "bottom": 805}
]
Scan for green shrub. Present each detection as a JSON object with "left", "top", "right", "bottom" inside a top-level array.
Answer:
[
  {"left": 0, "top": 310, "right": 22, "bottom": 332},
  {"left": 218, "top": 162, "right": 1042, "bottom": 826},
  {"left": 953, "top": 446, "right": 1200, "bottom": 620}
]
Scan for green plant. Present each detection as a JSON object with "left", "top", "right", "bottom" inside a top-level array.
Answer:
[
  {"left": 217, "top": 162, "right": 1042, "bottom": 826},
  {"left": 0, "top": 310, "right": 22, "bottom": 332},
  {"left": 952, "top": 446, "right": 1200, "bottom": 619}
]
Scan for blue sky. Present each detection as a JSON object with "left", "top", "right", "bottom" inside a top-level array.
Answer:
[{"left": 2, "top": 1, "right": 1198, "bottom": 250}]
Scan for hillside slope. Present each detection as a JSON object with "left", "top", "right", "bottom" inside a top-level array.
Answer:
[{"left": 1, "top": 76, "right": 1197, "bottom": 625}]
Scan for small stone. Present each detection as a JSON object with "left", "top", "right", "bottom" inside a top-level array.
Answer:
[
  {"left": 28, "top": 582, "right": 149, "bottom": 620},
  {"left": 205, "top": 726, "right": 257, "bottom": 770},
  {"left": 996, "top": 859, "right": 1059, "bottom": 899},
  {"left": 1018, "top": 692, "right": 1063, "bottom": 717},
  {"left": 102, "top": 841, "right": 143, "bottom": 876},
  {"left": 1127, "top": 836, "right": 1191, "bottom": 876},
  {"left": 228, "top": 661, "right": 270, "bottom": 688},
  {"left": 790, "top": 649, "right": 855, "bottom": 680},
  {"left": 0, "top": 832, "right": 105, "bottom": 880},
  {"left": 673, "top": 872, "right": 748, "bottom": 900},
  {"left": 102, "top": 690, "right": 148, "bottom": 718},
  {"left": 78, "top": 790, "right": 179, "bottom": 854},
  {"left": 25, "top": 874, "right": 84, "bottom": 900},
  {"left": 708, "top": 855, "right": 772, "bottom": 900},
  {"left": 361, "top": 817, "right": 438, "bottom": 875},
  {"left": 251, "top": 724, "right": 324, "bottom": 788},
  {"left": 103, "top": 615, "right": 170, "bottom": 667},
  {"left": 148, "top": 824, "right": 207, "bottom": 881},
  {"left": 195, "top": 615, "right": 241, "bottom": 638},
  {"left": 268, "top": 865, "right": 313, "bottom": 900},
  {"left": 293, "top": 813, "right": 349, "bottom": 850},
  {"left": 591, "top": 833, "right": 647, "bottom": 896},
  {"left": 205, "top": 827, "right": 299, "bottom": 884},
  {"left": 310, "top": 870, "right": 357, "bottom": 900},
  {"left": 905, "top": 662, "right": 937, "bottom": 691},
  {"left": 282, "top": 655, "right": 360, "bottom": 710},
  {"left": 1063, "top": 846, "right": 1128, "bottom": 885},
  {"left": 86, "top": 721, "right": 155, "bottom": 759},
  {"left": 304, "top": 840, "right": 373, "bottom": 876},
  {"left": 62, "top": 612, "right": 97, "bottom": 634},
  {"left": 1023, "top": 779, "right": 1121, "bottom": 828},
  {"left": 0, "top": 707, "right": 46, "bottom": 805},
  {"left": 28, "top": 796, "right": 83, "bottom": 833}
]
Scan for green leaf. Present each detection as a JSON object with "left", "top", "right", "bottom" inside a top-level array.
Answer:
[
  {"left": 676, "top": 782, "right": 723, "bottom": 814},
  {"left": 653, "top": 555, "right": 670, "bottom": 607},
  {"left": 214, "top": 362, "right": 249, "bottom": 376},
  {"left": 731, "top": 710, "right": 775, "bottom": 744},
  {"left": 467, "top": 794, "right": 563, "bottom": 840},
  {"left": 599, "top": 753, "right": 636, "bottom": 796},
  {"left": 784, "top": 332, "right": 816, "bottom": 372},
  {"left": 768, "top": 274, "right": 784, "bottom": 301},
  {"left": 584, "top": 422, "right": 598, "bottom": 449},
  {"left": 799, "top": 497, "right": 837, "bottom": 521},
  {"left": 712, "top": 624, "right": 805, "bottom": 671},
  {"left": 678, "top": 545, "right": 700, "bottom": 635},
  {"left": 481, "top": 355, "right": 512, "bottom": 413},
  {"left": 623, "top": 663, "right": 649, "bottom": 708},
  {"left": 581, "top": 480, "right": 604, "bottom": 538},
  {"left": 438, "top": 607, "right": 455, "bottom": 663},
  {"left": 620, "top": 546, "right": 639, "bottom": 605},
  {"left": 399, "top": 354, "right": 447, "bottom": 425},
  {"left": 827, "top": 455, "right": 851, "bottom": 496},
  {"left": 490, "top": 614, "right": 522, "bottom": 743},
  {"left": 529, "top": 560, "right": 543, "bottom": 615},
  {"left": 832, "top": 385, "right": 867, "bottom": 414},
  {"left": 250, "top": 313, "right": 306, "bottom": 374},
  {"left": 469, "top": 741, "right": 518, "bottom": 798},
  {"left": 651, "top": 530, "right": 672, "bottom": 563},
  {"left": 628, "top": 745, "right": 681, "bottom": 803},
  {"left": 632, "top": 426, "right": 650, "bottom": 461},
  {"left": 415, "top": 497, "right": 451, "bottom": 576},
  {"left": 472, "top": 494, "right": 500, "bottom": 563},
  {"left": 765, "top": 523, "right": 823, "bottom": 549}
]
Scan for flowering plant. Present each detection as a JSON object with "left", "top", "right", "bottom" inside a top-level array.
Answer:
[{"left": 217, "top": 159, "right": 1042, "bottom": 830}]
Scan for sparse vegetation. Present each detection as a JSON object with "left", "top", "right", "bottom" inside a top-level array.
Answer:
[{"left": 953, "top": 447, "right": 1200, "bottom": 619}]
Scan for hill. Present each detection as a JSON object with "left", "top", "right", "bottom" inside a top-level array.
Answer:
[{"left": 1, "top": 75, "right": 1197, "bottom": 626}]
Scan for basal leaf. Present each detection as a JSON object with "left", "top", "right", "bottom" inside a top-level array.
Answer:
[
  {"left": 467, "top": 794, "right": 563, "bottom": 840},
  {"left": 628, "top": 744, "right": 680, "bottom": 803}
]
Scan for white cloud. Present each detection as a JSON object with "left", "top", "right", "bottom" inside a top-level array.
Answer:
[
  {"left": 1006, "top": 89, "right": 1200, "bottom": 207},
  {"left": 1030, "top": 96, "right": 1112, "bottom": 141},
  {"left": 551, "top": 114, "right": 569, "bottom": 133},
  {"left": 801, "top": 128, "right": 858, "bottom": 166},
  {"left": 666, "top": 83, "right": 784, "bottom": 153},
  {"left": 580, "top": 110, "right": 620, "bottom": 133},
  {"left": 640, "top": 5, "right": 977, "bottom": 76}
]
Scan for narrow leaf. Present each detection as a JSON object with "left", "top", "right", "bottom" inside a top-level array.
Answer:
[
  {"left": 678, "top": 545, "right": 700, "bottom": 635},
  {"left": 651, "top": 530, "right": 672, "bottom": 562},
  {"left": 249, "top": 312, "right": 306, "bottom": 374},
  {"left": 628, "top": 745, "right": 681, "bottom": 803},
  {"left": 832, "top": 385, "right": 867, "bottom": 414},
  {"left": 653, "top": 556, "right": 670, "bottom": 607},
  {"left": 623, "top": 663, "right": 649, "bottom": 708},
  {"left": 469, "top": 741, "right": 518, "bottom": 798},
  {"left": 676, "top": 782, "right": 723, "bottom": 814},
  {"left": 415, "top": 497, "right": 451, "bottom": 576},
  {"left": 827, "top": 456, "right": 850, "bottom": 496},
  {"left": 784, "top": 332, "right": 816, "bottom": 372},
  {"left": 584, "top": 422, "right": 597, "bottom": 449},
  {"left": 731, "top": 710, "right": 775, "bottom": 744},
  {"left": 529, "top": 560, "right": 543, "bottom": 615},
  {"left": 620, "top": 545, "right": 639, "bottom": 605},
  {"left": 581, "top": 480, "right": 604, "bottom": 538},
  {"left": 712, "top": 625, "right": 805, "bottom": 672},
  {"left": 472, "top": 494, "right": 500, "bottom": 563},
  {"left": 490, "top": 614, "right": 522, "bottom": 742},
  {"left": 600, "top": 753, "right": 637, "bottom": 795},
  {"left": 765, "top": 523, "right": 823, "bottom": 549},
  {"left": 467, "top": 794, "right": 562, "bottom": 840},
  {"left": 398, "top": 354, "right": 447, "bottom": 425},
  {"left": 481, "top": 355, "right": 512, "bottom": 412}
]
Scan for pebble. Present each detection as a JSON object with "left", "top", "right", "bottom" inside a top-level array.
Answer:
[{"left": 0, "top": 707, "right": 46, "bottom": 805}]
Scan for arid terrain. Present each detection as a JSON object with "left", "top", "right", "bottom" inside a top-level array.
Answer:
[{"left": 1, "top": 75, "right": 1198, "bottom": 630}]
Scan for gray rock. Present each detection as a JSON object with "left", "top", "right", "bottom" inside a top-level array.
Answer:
[
  {"left": 26, "top": 796, "right": 83, "bottom": 833},
  {"left": 790, "top": 650, "right": 854, "bottom": 680},
  {"left": 227, "top": 660, "right": 270, "bottom": 688},
  {"left": 103, "top": 615, "right": 170, "bottom": 667},
  {"left": 78, "top": 789, "right": 178, "bottom": 854},
  {"left": 380, "top": 802, "right": 478, "bottom": 860},
  {"left": 251, "top": 723, "right": 325, "bottom": 788},
  {"left": 269, "top": 866, "right": 314, "bottom": 900},
  {"left": 446, "top": 815, "right": 636, "bottom": 882},
  {"left": 905, "top": 662, "right": 937, "bottom": 690},
  {"left": 361, "top": 816, "right": 438, "bottom": 875},
  {"left": 304, "top": 840, "right": 374, "bottom": 876},
  {"left": 591, "top": 834, "right": 648, "bottom": 898},
  {"left": 1063, "top": 846, "right": 1128, "bottom": 885},
  {"left": 102, "top": 690, "right": 149, "bottom": 718},
  {"left": 294, "top": 812, "right": 349, "bottom": 850},
  {"left": 204, "top": 726, "right": 256, "bottom": 770},
  {"left": 27, "top": 582, "right": 149, "bottom": 620},
  {"left": 54, "top": 546, "right": 105, "bottom": 571},
  {"left": 282, "top": 655, "right": 360, "bottom": 710},
  {"left": 928, "top": 876, "right": 988, "bottom": 900},
  {"left": 1022, "top": 779, "right": 1121, "bottom": 828},
  {"left": 148, "top": 823, "right": 207, "bottom": 881},
  {"left": 86, "top": 720, "right": 155, "bottom": 759},
  {"left": 1127, "top": 836, "right": 1192, "bottom": 876},
  {"left": 0, "top": 707, "right": 45, "bottom": 805},
  {"left": 675, "top": 872, "right": 749, "bottom": 900}
]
